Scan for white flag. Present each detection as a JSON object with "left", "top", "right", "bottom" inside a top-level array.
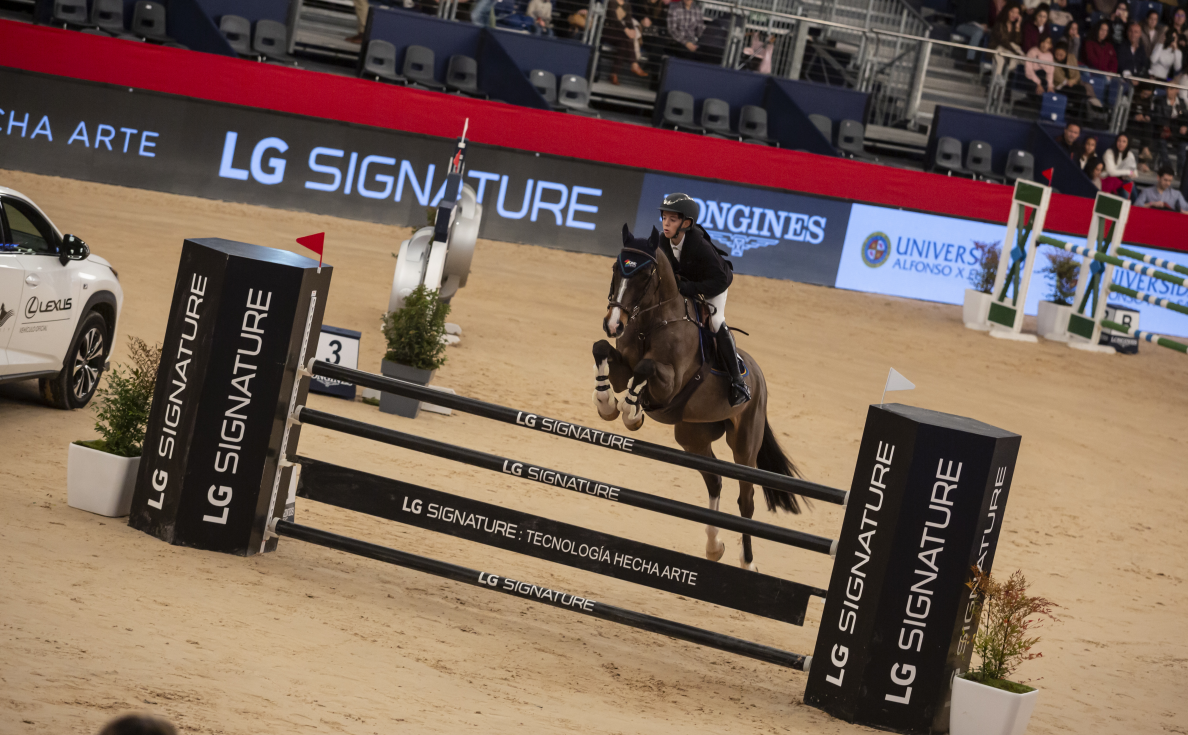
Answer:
[{"left": 881, "top": 368, "right": 915, "bottom": 405}]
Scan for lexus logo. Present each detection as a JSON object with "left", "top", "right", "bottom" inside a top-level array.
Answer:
[{"left": 25, "top": 296, "right": 74, "bottom": 319}]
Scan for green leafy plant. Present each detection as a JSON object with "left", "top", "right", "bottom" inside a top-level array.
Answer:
[
  {"left": 963, "top": 567, "right": 1059, "bottom": 694},
  {"left": 382, "top": 284, "right": 450, "bottom": 371},
  {"left": 1039, "top": 249, "right": 1080, "bottom": 306},
  {"left": 967, "top": 241, "right": 1001, "bottom": 294},
  {"left": 80, "top": 337, "right": 163, "bottom": 458}
]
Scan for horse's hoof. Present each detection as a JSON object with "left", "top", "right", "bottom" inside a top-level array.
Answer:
[
  {"left": 592, "top": 390, "right": 620, "bottom": 420},
  {"left": 706, "top": 538, "right": 725, "bottom": 562},
  {"left": 739, "top": 549, "right": 758, "bottom": 572},
  {"left": 622, "top": 415, "right": 644, "bottom": 431}
]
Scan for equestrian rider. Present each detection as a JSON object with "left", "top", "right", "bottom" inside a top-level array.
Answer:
[{"left": 657, "top": 192, "right": 751, "bottom": 407}]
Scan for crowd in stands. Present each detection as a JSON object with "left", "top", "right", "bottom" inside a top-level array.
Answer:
[
  {"left": 348, "top": 0, "right": 729, "bottom": 85},
  {"left": 957, "top": 0, "right": 1188, "bottom": 179},
  {"left": 1056, "top": 119, "right": 1188, "bottom": 207}
]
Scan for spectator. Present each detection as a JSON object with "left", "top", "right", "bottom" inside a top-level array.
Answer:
[
  {"left": 1056, "top": 121, "right": 1082, "bottom": 154},
  {"left": 990, "top": 4, "right": 1025, "bottom": 75},
  {"left": 1023, "top": 4, "right": 1051, "bottom": 51},
  {"left": 1109, "top": 1, "right": 1129, "bottom": 46},
  {"left": 347, "top": 0, "right": 368, "bottom": 43},
  {"left": 1085, "top": 156, "right": 1106, "bottom": 188},
  {"left": 639, "top": 0, "right": 665, "bottom": 29},
  {"left": 1083, "top": 19, "right": 1119, "bottom": 72},
  {"left": 1048, "top": 0, "right": 1075, "bottom": 27},
  {"left": 1103, "top": 133, "right": 1139, "bottom": 187},
  {"left": 1075, "top": 135, "right": 1099, "bottom": 167},
  {"left": 1065, "top": 19, "right": 1083, "bottom": 60},
  {"left": 1149, "top": 31, "right": 1183, "bottom": 80},
  {"left": 605, "top": 0, "right": 647, "bottom": 83},
  {"left": 1091, "top": 0, "right": 1115, "bottom": 16},
  {"left": 565, "top": 7, "right": 587, "bottom": 38},
  {"left": 1128, "top": 85, "right": 1156, "bottom": 148},
  {"left": 470, "top": 0, "right": 495, "bottom": 26},
  {"left": 667, "top": 0, "right": 706, "bottom": 59},
  {"left": 1161, "top": 7, "right": 1187, "bottom": 47},
  {"left": 527, "top": 0, "right": 555, "bottom": 36},
  {"left": 1139, "top": 9, "right": 1162, "bottom": 57},
  {"left": 1054, "top": 40, "right": 1103, "bottom": 109},
  {"left": 741, "top": 32, "right": 775, "bottom": 74},
  {"left": 1026, "top": 34, "right": 1057, "bottom": 93},
  {"left": 989, "top": 0, "right": 1008, "bottom": 26},
  {"left": 1135, "top": 167, "right": 1188, "bottom": 209},
  {"left": 955, "top": 0, "right": 992, "bottom": 63},
  {"left": 98, "top": 715, "right": 177, "bottom": 735},
  {"left": 1118, "top": 22, "right": 1149, "bottom": 78}
]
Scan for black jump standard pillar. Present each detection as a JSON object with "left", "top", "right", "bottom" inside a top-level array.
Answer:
[
  {"left": 804, "top": 404, "right": 1021, "bottom": 734},
  {"left": 128, "top": 238, "right": 331, "bottom": 556}
]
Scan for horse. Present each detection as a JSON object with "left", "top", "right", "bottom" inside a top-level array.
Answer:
[{"left": 591, "top": 224, "right": 807, "bottom": 572}]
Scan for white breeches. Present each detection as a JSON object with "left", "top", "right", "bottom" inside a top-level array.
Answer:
[{"left": 706, "top": 290, "right": 728, "bottom": 332}]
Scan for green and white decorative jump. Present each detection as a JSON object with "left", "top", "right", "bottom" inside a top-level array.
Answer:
[{"left": 966, "top": 180, "right": 1052, "bottom": 341}]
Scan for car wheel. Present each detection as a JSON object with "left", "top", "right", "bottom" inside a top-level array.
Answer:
[{"left": 40, "top": 312, "right": 109, "bottom": 410}]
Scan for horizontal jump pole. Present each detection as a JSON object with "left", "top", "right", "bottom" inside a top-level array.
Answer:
[
  {"left": 309, "top": 361, "right": 848, "bottom": 506},
  {"left": 1108, "top": 283, "right": 1188, "bottom": 317},
  {"left": 1040, "top": 236, "right": 1188, "bottom": 289},
  {"left": 296, "top": 406, "right": 838, "bottom": 557},
  {"left": 1117, "top": 246, "right": 1188, "bottom": 278},
  {"left": 1102, "top": 319, "right": 1188, "bottom": 355},
  {"left": 273, "top": 519, "right": 810, "bottom": 671}
]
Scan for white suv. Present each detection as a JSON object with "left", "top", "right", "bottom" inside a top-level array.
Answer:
[{"left": 0, "top": 187, "right": 123, "bottom": 409}]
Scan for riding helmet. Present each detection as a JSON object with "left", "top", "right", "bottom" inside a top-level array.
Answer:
[{"left": 659, "top": 193, "right": 700, "bottom": 222}]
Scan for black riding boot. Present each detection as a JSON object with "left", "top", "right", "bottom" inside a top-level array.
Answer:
[{"left": 714, "top": 326, "right": 751, "bottom": 407}]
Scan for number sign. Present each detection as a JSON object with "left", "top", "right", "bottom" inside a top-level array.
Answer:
[{"left": 310, "top": 325, "right": 361, "bottom": 399}]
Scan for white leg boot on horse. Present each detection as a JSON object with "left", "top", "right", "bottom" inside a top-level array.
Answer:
[
  {"left": 621, "top": 377, "right": 647, "bottom": 431},
  {"left": 705, "top": 493, "right": 726, "bottom": 561},
  {"left": 592, "top": 360, "right": 620, "bottom": 420}
]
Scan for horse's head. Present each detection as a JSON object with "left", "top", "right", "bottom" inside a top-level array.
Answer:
[{"left": 604, "top": 224, "right": 661, "bottom": 338}]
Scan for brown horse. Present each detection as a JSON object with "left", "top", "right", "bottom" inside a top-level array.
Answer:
[{"left": 591, "top": 225, "right": 807, "bottom": 571}]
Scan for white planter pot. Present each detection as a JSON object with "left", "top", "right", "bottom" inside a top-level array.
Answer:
[
  {"left": 950, "top": 675, "right": 1038, "bottom": 735},
  {"left": 1036, "top": 301, "right": 1072, "bottom": 342},
  {"left": 67, "top": 443, "right": 141, "bottom": 517},
  {"left": 963, "top": 289, "right": 993, "bottom": 331}
]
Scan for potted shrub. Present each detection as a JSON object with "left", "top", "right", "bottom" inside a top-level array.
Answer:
[
  {"left": 951, "top": 567, "right": 1059, "bottom": 735},
  {"left": 1036, "top": 249, "right": 1079, "bottom": 341},
  {"left": 380, "top": 284, "right": 450, "bottom": 418},
  {"left": 964, "top": 241, "right": 999, "bottom": 331},
  {"left": 67, "top": 337, "right": 162, "bottom": 517}
]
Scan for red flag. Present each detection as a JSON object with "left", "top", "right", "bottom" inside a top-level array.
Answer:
[
  {"left": 296, "top": 232, "right": 325, "bottom": 269},
  {"left": 1122, "top": 182, "right": 1134, "bottom": 197},
  {"left": 1041, "top": 168, "right": 1054, "bottom": 184}
]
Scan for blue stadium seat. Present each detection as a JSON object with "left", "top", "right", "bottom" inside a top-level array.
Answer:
[
  {"left": 403, "top": 45, "right": 446, "bottom": 90},
  {"left": 1040, "top": 93, "right": 1067, "bottom": 124}
]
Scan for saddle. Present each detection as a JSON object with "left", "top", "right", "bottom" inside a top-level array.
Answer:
[{"left": 638, "top": 305, "right": 747, "bottom": 424}]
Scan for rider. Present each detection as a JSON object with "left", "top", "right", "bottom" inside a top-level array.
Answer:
[{"left": 657, "top": 193, "right": 751, "bottom": 407}]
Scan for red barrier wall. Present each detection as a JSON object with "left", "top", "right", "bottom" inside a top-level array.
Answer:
[{"left": 0, "top": 20, "right": 1182, "bottom": 250}]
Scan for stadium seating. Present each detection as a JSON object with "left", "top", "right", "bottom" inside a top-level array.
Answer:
[
  {"left": 218, "top": 15, "right": 252, "bottom": 57},
  {"left": 809, "top": 114, "right": 833, "bottom": 143},
  {"left": 253, "top": 19, "right": 295, "bottom": 64},
  {"left": 529, "top": 69, "right": 561, "bottom": 108},
  {"left": 447, "top": 55, "right": 486, "bottom": 98},
  {"left": 700, "top": 99, "right": 737, "bottom": 140},
  {"left": 558, "top": 74, "right": 598, "bottom": 117},
  {"left": 837, "top": 120, "right": 872, "bottom": 160},
  {"left": 361, "top": 40, "right": 407, "bottom": 84},
  {"left": 965, "top": 140, "right": 994, "bottom": 181},
  {"left": 404, "top": 45, "right": 448, "bottom": 90},
  {"left": 738, "top": 106, "right": 778, "bottom": 147},
  {"left": 934, "top": 137, "right": 966, "bottom": 176},
  {"left": 658, "top": 91, "right": 705, "bottom": 134},
  {"left": 1004, "top": 149, "right": 1035, "bottom": 184}
]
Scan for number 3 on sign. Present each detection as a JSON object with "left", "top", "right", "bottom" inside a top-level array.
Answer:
[{"left": 310, "top": 325, "right": 362, "bottom": 399}]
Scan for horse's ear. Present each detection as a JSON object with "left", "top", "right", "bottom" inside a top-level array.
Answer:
[
  {"left": 622, "top": 223, "right": 632, "bottom": 246},
  {"left": 648, "top": 226, "right": 660, "bottom": 249}
]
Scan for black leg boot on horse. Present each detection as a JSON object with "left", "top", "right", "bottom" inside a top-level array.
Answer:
[{"left": 714, "top": 325, "right": 751, "bottom": 407}]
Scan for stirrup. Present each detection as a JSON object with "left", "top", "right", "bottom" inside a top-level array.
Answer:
[{"left": 729, "top": 380, "right": 752, "bottom": 407}]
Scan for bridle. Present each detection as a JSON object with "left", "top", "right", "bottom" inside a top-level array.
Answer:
[{"left": 607, "top": 247, "right": 703, "bottom": 342}]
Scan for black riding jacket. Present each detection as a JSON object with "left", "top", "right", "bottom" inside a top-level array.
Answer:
[{"left": 658, "top": 225, "right": 733, "bottom": 299}]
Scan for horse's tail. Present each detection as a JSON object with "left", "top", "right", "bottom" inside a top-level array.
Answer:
[{"left": 756, "top": 418, "right": 809, "bottom": 514}]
